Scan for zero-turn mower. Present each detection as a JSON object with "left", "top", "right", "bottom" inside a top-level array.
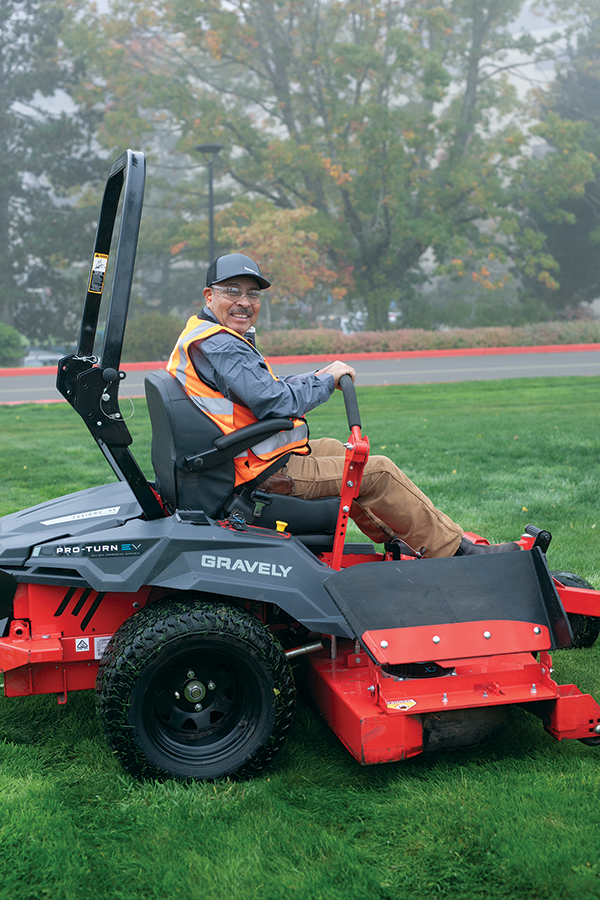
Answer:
[{"left": 0, "top": 150, "right": 599, "bottom": 781}]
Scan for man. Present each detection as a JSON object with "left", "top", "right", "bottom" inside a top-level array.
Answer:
[{"left": 167, "top": 253, "right": 520, "bottom": 557}]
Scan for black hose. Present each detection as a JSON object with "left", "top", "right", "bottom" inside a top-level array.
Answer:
[{"left": 340, "top": 374, "right": 361, "bottom": 430}]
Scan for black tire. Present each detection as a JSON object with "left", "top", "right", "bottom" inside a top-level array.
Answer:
[
  {"left": 551, "top": 571, "right": 600, "bottom": 649},
  {"left": 96, "top": 597, "right": 296, "bottom": 781}
]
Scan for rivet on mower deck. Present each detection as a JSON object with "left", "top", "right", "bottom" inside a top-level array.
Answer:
[
  {"left": 484, "top": 631, "right": 491, "bottom": 639},
  {"left": 432, "top": 635, "right": 441, "bottom": 644},
  {"left": 533, "top": 626, "right": 541, "bottom": 634},
  {"left": 380, "top": 640, "right": 388, "bottom": 648}
]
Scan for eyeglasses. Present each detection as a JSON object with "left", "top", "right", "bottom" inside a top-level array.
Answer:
[{"left": 212, "top": 285, "right": 262, "bottom": 304}]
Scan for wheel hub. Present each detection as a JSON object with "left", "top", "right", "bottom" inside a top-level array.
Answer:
[{"left": 183, "top": 679, "right": 206, "bottom": 704}]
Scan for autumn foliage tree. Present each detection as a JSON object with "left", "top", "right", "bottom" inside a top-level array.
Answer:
[{"left": 83, "top": 0, "right": 597, "bottom": 328}]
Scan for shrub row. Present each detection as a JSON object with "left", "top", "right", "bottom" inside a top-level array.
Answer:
[
  {"left": 5, "top": 316, "right": 600, "bottom": 368},
  {"left": 257, "top": 320, "right": 600, "bottom": 356}
]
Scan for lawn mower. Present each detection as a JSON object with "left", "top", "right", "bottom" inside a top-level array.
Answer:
[{"left": 0, "top": 150, "right": 599, "bottom": 781}]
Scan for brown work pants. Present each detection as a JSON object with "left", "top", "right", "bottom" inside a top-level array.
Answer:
[{"left": 282, "top": 438, "right": 463, "bottom": 558}]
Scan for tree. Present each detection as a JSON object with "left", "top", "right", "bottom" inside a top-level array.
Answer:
[
  {"left": 219, "top": 204, "right": 352, "bottom": 329},
  {"left": 87, "top": 0, "right": 595, "bottom": 328},
  {"left": 0, "top": 0, "right": 104, "bottom": 342},
  {"left": 524, "top": 13, "right": 600, "bottom": 314}
]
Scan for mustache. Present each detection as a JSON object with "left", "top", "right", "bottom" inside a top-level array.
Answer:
[{"left": 230, "top": 307, "right": 252, "bottom": 315}]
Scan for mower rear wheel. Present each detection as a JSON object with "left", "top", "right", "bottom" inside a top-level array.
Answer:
[
  {"left": 96, "top": 596, "right": 296, "bottom": 781},
  {"left": 551, "top": 571, "right": 600, "bottom": 649}
]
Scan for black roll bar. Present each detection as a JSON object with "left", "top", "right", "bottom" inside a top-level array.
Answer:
[{"left": 56, "top": 150, "right": 165, "bottom": 520}]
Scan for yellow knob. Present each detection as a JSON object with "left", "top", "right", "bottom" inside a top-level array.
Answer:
[{"left": 275, "top": 520, "right": 288, "bottom": 533}]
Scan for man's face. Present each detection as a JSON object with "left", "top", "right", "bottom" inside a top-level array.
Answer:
[{"left": 203, "top": 276, "right": 262, "bottom": 335}]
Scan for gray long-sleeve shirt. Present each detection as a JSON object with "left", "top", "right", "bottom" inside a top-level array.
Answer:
[{"left": 188, "top": 308, "right": 335, "bottom": 419}]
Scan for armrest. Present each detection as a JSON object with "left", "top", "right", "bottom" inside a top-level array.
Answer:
[{"left": 185, "top": 418, "right": 294, "bottom": 471}]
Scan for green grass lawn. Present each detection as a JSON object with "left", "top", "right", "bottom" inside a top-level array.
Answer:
[{"left": 0, "top": 377, "right": 599, "bottom": 900}]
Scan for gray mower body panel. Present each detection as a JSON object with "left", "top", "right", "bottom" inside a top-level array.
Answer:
[{"left": 0, "top": 482, "right": 354, "bottom": 637}]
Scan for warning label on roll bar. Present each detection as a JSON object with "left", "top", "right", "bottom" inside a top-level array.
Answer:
[{"left": 88, "top": 253, "right": 108, "bottom": 294}]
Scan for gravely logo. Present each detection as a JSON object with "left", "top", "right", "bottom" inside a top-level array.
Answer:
[{"left": 201, "top": 554, "right": 292, "bottom": 578}]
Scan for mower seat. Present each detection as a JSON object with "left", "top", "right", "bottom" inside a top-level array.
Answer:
[{"left": 145, "top": 370, "right": 339, "bottom": 544}]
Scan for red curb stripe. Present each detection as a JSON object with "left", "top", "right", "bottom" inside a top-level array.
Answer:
[
  {"left": 2, "top": 342, "right": 600, "bottom": 377},
  {"left": 264, "top": 343, "right": 600, "bottom": 365}
]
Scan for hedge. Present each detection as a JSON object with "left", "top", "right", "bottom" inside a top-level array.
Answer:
[
  {"left": 122, "top": 313, "right": 185, "bottom": 362},
  {"left": 257, "top": 320, "right": 600, "bottom": 356}
]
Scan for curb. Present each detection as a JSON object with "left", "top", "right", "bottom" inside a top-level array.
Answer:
[{"left": 2, "top": 342, "right": 600, "bottom": 377}]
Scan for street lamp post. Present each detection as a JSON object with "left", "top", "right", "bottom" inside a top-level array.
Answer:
[{"left": 195, "top": 143, "right": 224, "bottom": 265}]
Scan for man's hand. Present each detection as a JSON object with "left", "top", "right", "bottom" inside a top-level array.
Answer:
[{"left": 315, "top": 360, "right": 356, "bottom": 389}]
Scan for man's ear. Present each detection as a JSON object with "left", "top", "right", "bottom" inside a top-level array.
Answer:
[{"left": 203, "top": 286, "right": 212, "bottom": 303}]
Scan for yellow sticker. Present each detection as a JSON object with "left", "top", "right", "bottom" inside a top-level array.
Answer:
[
  {"left": 386, "top": 699, "right": 417, "bottom": 711},
  {"left": 88, "top": 253, "right": 109, "bottom": 294}
]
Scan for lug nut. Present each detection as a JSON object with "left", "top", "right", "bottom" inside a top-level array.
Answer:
[
  {"left": 207, "top": 681, "right": 216, "bottom": 691},
  {"left": 187, "top": 670, "right": 195, "bottom": 679},
  {"left": 174, "top": 691, "right": 181, "bottom": 700},
  {"left": 194, "top": 703, "right": 203, "bottom": 711}
]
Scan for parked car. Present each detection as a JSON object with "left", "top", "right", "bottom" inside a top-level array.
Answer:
[{"left": 22, "top": 346, "right": 69, "bottom": 367}]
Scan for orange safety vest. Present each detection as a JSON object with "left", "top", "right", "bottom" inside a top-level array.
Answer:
[{"left": 167, "top": 316, "right": 310, "bottom": 486}]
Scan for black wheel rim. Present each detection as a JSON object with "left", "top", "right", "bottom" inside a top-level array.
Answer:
[{"left": 137, "top": 638, "right": 271, "bottom": 774}]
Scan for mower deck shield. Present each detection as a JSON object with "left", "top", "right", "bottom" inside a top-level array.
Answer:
[{"left": 323, "top": 548, "right": 572, "bottom": 664}]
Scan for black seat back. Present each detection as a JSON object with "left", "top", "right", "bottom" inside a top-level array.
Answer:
[
  {"left": 145, "top": 370, "right": 235, "bottom": 516},
  {"left": 145, "top": 370, "right": 340, "bottom": 544}
]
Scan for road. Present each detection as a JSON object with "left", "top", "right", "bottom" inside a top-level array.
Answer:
[{"left": 2, "top": 346, "right": 600, "bottom": 404}]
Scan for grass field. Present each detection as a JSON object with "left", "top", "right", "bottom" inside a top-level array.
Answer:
[{"left": 0, "top": 377, "right": 599, "bottom": 900}]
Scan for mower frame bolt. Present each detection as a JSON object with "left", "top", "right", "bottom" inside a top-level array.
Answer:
[
  {"left": 533, "top": 626, "right": 541, "bottom": 635},
  {"left": 433, "top": 635, "right": 441, "bottom": 644},
  {"left": 595, "top": 724, "right": 600, "bottom": 734},
  {"left": 174, "top": 691, "right": 181, "bottom": 700},
  {"left": 380, "top": 640, "right": 388, "bottom": 649},
  {"left": 484, "top": 631, "right": 491, "bottom": 639}
]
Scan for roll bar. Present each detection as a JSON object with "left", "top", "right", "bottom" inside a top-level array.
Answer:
[{"left": 56, "top": 150, "right": 165, "bottom": 520}]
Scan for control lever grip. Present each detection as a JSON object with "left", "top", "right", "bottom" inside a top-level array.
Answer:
[{"left": 340, "top": 374, "right": 361, "bottom": 430}]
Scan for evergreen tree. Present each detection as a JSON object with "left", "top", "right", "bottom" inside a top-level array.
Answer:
[
  {"left": 526, "top": 15, "right": 600, "bottom": 314},
  {"left": 0, "top": 0, "right": 103, "bottom": 342}
]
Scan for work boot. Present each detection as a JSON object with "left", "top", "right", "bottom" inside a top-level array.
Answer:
[{"left": 454, "top": 537, "right": 522, "bottom": 556}]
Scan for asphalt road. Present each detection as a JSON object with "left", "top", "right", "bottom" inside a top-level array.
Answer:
[{"left": 2, "top": 348, "right": 600, "bottom": 404}]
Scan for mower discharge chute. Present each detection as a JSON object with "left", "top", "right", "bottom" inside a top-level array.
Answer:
[{"left": 0, "top": 150, "right": 599, "bottom": 781}]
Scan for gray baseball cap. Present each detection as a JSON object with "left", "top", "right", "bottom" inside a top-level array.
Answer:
[{"left": 206, "top": 253, "right": 271, "bottom": 290}]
